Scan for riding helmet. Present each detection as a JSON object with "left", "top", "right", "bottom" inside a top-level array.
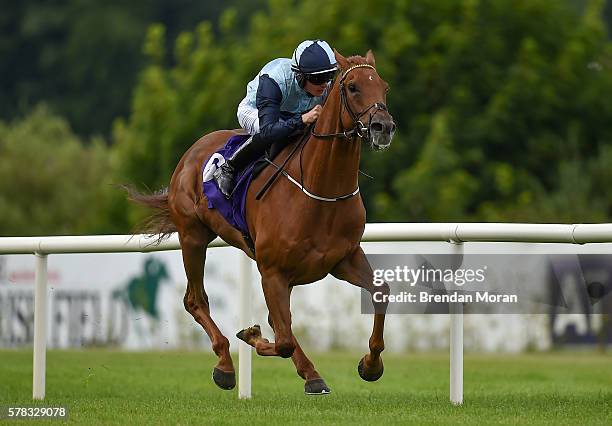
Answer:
[{"left": 290, "top": 40, "right": 338, "bottom": 75}]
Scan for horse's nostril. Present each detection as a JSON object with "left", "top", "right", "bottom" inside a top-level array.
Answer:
[
  {"left": 389, "top": 122, "right": 396, "bottom": 134},
  {"left": 371, "top": 122, "right": 384, "bottom": 133}
]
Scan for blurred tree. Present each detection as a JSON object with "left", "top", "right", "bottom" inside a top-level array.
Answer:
[
  {"left": 0, "top": 0, "right": 265, "bottom": 138},
  {"left": 0, "top": 106, "right": 125, "bottom": 236},
  {"left": 375, "top": 111, "right": 478, "bottom": 221},
  {"left": 6, "top": 0, "right": 612, "bottom": 236},
  {"left": 115, "top": 0, "right": 612, "bottom": 228},
  {"left": 359, "top": 0, "right": 612, "bottom": 222},
  {"left": 112, "top": 21, "right": 249, "bottom": 192}
]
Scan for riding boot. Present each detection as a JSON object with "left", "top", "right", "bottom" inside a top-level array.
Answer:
[
  {"left": 213, "top": 134, "right": 270, "bottom": 198},
  {"left": 213, "top": 162, "right": 236, "bottom": 199}
]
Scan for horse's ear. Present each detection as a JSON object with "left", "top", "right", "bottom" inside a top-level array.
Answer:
[
  {"left": 334, "top": 49, "right": 349, "bottom": 70},
  {"left": 366, "top": 49, "right": 376, "bottom": 67}
]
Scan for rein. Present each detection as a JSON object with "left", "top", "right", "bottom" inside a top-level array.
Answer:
[
  {"left": 258, "top": 63, "right": 385, "bottom": 202},
  {"left": 265, "top": 155, "right": 360, "bottom": 202},
  {"left": 257, "top": 126, "right": 361, "bottom": 202}
]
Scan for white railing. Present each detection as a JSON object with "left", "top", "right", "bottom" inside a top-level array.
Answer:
[{"left": 2, "top": 222, "right": 612, "bottom": 405}]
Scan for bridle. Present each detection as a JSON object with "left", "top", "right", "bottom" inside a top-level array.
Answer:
[
  {"left": 311, "top": 63, "right": 388, "bottom": 141},
  {"left": 258, "top": 63, "right": 390, "bottom": 202}
]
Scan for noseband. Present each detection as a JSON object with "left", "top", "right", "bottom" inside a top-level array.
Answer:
[{"left": 312, "top": 63, "right": 388, "bottom": 141}]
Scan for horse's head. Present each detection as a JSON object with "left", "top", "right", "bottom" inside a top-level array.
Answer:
[{"left": 333, "top": 50, "right": 396, "bottom": 150}]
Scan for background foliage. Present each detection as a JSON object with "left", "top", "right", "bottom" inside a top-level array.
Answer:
[{"left": 2, "top": 0, "right": 612, "bottom": 235}]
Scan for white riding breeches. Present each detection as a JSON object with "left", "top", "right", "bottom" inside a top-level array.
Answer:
[{"left": 237, "top": 100, "right": 260, "bottom": 135}]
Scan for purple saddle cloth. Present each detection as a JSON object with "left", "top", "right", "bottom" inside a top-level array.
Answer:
[{"left": 202, "top": 134, "right": 256, "bottom": 237}]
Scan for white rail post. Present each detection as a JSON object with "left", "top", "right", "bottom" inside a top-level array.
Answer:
[
  {"left": 33, "top": 253, "right": 48, "bottom": 400},
  {"left": 238, "top": 252, "right": 252, "bottom": 399},
  {"left": 449, "top": 240, "right": 464, "bottom": 405}
]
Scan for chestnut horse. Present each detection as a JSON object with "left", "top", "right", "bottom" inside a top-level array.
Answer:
[{"left": 129, "top": 50, "right": 395, "bottom": 394}]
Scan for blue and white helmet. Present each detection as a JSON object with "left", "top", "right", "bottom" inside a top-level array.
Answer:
[{"left": 290, "top": 40, "right": 338, "bottom": 74}]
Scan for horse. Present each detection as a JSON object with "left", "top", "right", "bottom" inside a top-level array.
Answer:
[{"left": 128, "top": 49, "right": 395, "bottom": 394}]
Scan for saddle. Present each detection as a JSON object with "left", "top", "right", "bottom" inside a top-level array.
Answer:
[{"left": 202, "top": 132, "right": 303, "bottom": 253}]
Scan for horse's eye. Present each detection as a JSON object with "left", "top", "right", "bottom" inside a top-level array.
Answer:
[{"left": 348, "top": 82, "right": 357, "bottom": 93}]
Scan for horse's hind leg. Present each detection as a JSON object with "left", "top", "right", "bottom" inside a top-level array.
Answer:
[
  {"left": 332, "top": 246, "right": 388, "bottom": 382},
  {"left": 179, "top": 225, "right": 235, "bottom": 390}
]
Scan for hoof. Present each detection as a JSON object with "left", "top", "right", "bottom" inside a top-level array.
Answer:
[
  {"left": 236, "top": 324, "right": 261, "bottom": 344},
  {"left": 304, "top": 378, "right": 331, "bottom": 395},
  {"left": 212, "top": 367, "right": 236, "bottom": 390},
  {"left": 357, "top": 356, "right": 384, "bottom": 382}
]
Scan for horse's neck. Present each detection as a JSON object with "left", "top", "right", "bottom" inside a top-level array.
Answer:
[{"left": 299, "top": 94, "right": 361, "bottom": 197}]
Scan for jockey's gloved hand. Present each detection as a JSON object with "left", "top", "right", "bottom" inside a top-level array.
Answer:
[{"left": 302, "top": 105, "right": 322, "bottom": 125}]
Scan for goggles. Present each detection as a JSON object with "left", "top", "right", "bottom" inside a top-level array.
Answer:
[{"left": 305, "top": 71, "right": 336, "bottom": 85}]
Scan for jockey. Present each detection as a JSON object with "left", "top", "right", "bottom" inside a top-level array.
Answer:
[{"left": 214, "top": 39, "right": 338, "bottom": 198}]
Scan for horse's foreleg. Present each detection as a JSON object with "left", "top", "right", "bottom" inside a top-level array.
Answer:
[
  {"left": 236, "top": 271, "right": 294, "bottom": 357},
  {"left": 236, "top": 322, "right": 304, "bottom": 361},
  {"left": 266, "top": 312, "right": 331, "bottom": 394},
  {"left": 237, "top": 291, "right": 313, "bottom": 371},
  {"left": 237, "top": 298, "right": 319, "bottom": 376},
  {"left": 332, "top": 246, "right": 388, "bottom": 382},
  {"left": 244, "top": 271, "right": 294, "bottom": 358},
  {"left": 236, "top": 323, "right": 277, "bottom": 356},
  {"left": 267, "top": 312, "right": 319, "bottom": 380},
  {"left": 260, "top": 272, "right": 296, "bottom": 358},
  {"left": 269, "top": 287, "right": 319, "bottom": 379},
  {"left": 179, "top": 229, "right": 235, "bottom": 390},
  {"left": 235, "top": 272, "right": 329, "bottom": 393}
]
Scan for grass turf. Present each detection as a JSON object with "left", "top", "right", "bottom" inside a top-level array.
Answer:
[{"left": 0, "top": 350, "right": 610, "bottom": 425}]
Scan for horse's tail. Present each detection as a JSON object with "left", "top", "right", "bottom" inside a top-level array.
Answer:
[{"left": 122, "top": 185, "right": 177, "bottom": 245}]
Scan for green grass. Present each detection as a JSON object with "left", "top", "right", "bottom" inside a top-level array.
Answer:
[{"left": 0, "top": 350, "right": 610, "bottom": 425}]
